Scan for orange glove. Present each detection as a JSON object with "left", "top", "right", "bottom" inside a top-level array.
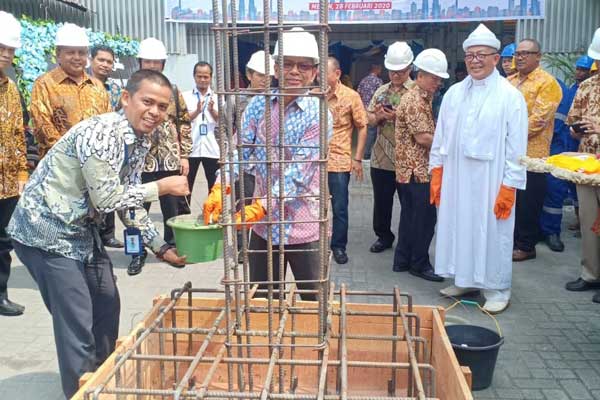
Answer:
[
  {"left": 235, "top": 199, "right": 266, "bottom": 230},
  {"left": 203, "top": 184, "right": 230, "bottom": 225},
  {"left": 493, "top": 185, "right": 516, "bottom": 220},
  {"left": 429, "top": 167, "right": 443, "bottom": 206}
]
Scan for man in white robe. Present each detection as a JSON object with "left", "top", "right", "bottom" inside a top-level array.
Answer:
[{"left": 429, "top": 24, "right": 529, "bottom": 314}]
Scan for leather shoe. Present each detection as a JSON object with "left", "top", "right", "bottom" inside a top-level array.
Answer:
[
  {"left": 128, "top": 250, "right": 147, "bottom": 276},
  {"left": 332, "top": 248, "right": 348, "bottom": 264},
  {"left": 545, "top": 234, "right": 564, "bottom": 252},
  {"left": 103, "top": 238, "right": 124, "bottom": 248},
  {"left": 512, "top": 248, "right": 536, "bottom": 262},
  {"left": 409, "top": 267, "right": 444, "bottom": 282},
  {"left": 0, "top": 297, "right": 25, "bottom": 316},
  {"left": 565, "top": 278, "right": 600, "bottom": 292},
  {"left": 393, "top": 264, "right": 410, "bottom": 272},
  {"left": 370, "top": 239, "right": 393, "bottom": 253}
]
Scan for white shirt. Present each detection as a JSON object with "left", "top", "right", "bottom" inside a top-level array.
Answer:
[
  {"left": 183, "top": 87, "right": 219, "bottom": 158},
  {"left": 429, "top": 70, "right": 528, "bottom": 290}
]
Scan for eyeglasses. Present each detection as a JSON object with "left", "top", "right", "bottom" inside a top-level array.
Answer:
[
  {"left": 514, "top": 51, "right": 540, "bottom": 58},
  {"left": 464, "top": 52, "right": 497, "bottom": 62},
  {"left": 389, "top": 67, "right": 411, "bottom": 75},
  {"left": 282, "top": 61, "right": 315, "bottom": 73}
]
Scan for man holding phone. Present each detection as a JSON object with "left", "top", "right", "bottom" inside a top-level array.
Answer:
[
  {"left": 564, "top": 28, "right": 600, "bottom": 303},
  {"left": 366, "top": 42, "right": 415, "bottom": 253}
]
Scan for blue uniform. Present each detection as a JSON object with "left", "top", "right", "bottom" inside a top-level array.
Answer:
[{"left": 539, "top": 79, "right": 579, "bottom": 236}]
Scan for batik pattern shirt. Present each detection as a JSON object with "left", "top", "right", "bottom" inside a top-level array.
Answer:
[
  {"left": 144, "top": 90, "right": 192, "bottom": 172},
  {"left": 240, "top": 94, "right": 333, "bottom": 245},
  {"left": 567, "top": 74, "right": 600, "bottom": 155},
  {"left": 327, "top": 81, "right": 367, "bottom": 172},
  {"left": 8, "top": 111, "right": 164, "bottom": 262},
  {"left": 368, "top": 80, "right": 414, "bottom": 171},
  {"left": 509, "top": 67, "right": 562, "bottom": 158},
  {"left": 357, "top": 73, "right": 383, "bottom": 107},
  {"left": 30, "top": 67, "right": 111, "bottom": 158},
  {"left": 105, "top": 78, "right": 123, "bottom": 110},
  {"left": 0, "top": 77, "right": 27, "bottom": 199},
  {"left": 395, "top": 85, "right": 435, "bottom": 184}
]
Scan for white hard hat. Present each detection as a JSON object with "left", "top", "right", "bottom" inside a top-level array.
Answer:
[
  {"left": 588, "top": 27, "right": 600, "bottom": 60},
  {"left": 137, "top": 37, "right": 168, "bottom": 60},
  {"left": 384, "top": 42, "right": 414, "bottom": 71},
  {"left": 247, "top": 50, "right": 275, "bottom": 76},
  {"left": 413, "top": 49, "right": 449, "bottom": 79},
  {"left": 55, "top": 23, "right": 89, "bottom": 47},
  {"left": 0, "top": 11, "right": 21, "bottom": 49},
  {"left": 463, "top": 23, "right": 500, "bottom": 51},
  {"left": 273, "top": 27, "right": 319, "bottom": 64}
]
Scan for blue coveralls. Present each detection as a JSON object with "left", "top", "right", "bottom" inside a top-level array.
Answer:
[{"left": 539, "top": 79, "right": 580, "bottom": 236}]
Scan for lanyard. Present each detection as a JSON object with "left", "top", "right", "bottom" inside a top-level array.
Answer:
[{"left": 195, "top": 91, "right": 211, "bottom": 122}]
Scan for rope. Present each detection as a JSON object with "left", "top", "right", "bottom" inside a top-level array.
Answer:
[{"left": 445, "top": 299, "right": 503, "bottom": 338}]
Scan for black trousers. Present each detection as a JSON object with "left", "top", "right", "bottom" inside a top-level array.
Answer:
[
  {"left": 393, "top": 180, "right": 437, "bottom": 271},
  {"left": 248, "top": 233, "right": 321, "bottom": 301},
  {"left": 13, "top": 237, "right": 120, "bottom": 399},
  {"left": 100, "top": 211, "right": 116, "bottom": 242},
  {"left": 188, "top": 156, "right": 219, "bottom": 195},
  {"left": 514, "top": 171, "right": 547, "bottom": 252},
  {"left": 0, "top": 196, "right": 18, "bottom": 296},
  {"left": 142, "top": 170, "right": 182, "bottom": 245},
  {"left": 370, "top": 167, "right": 398, "bottom": 245},
  {"left": 235, "top": 172, "right": 256, "bottom": 253}
]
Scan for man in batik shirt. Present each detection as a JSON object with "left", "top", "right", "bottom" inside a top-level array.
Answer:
[{"left": 357, "top": 63, "right": 383, "bottom": 159}]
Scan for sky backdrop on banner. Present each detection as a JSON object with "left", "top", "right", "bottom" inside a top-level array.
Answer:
[{"left": 165, "top": 0, "right": 544, "bottom": 23}]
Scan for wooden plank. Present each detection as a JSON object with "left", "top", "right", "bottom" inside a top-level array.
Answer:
[
  {"left": 431, "top": 309, "right": 473, "bottom": 400},
  {"left": 461, "top": 366, "right": 473, "bottom": 390}
]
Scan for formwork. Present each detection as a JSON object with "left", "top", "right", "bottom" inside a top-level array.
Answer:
[{"left": 73, "top": 283, "right": 473, "bottom": 400}]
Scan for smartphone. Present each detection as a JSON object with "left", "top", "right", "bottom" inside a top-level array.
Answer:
[{"left": 571, "top": 122, "right": 587, "bottom": 134}]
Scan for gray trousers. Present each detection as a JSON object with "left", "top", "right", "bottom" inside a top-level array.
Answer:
[
  {"left": 576, "top": 185, "right": 600, "bottom": 282},
  {"left": 13, "top": 239, "right": 120, "bottom": 398},
  {"left": 248, "top": 232, "right": 321, "bottom": 301}
]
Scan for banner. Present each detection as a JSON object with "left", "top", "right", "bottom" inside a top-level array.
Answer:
[{"left": 166, "top": 0, "right": 544, "bottom": 24}]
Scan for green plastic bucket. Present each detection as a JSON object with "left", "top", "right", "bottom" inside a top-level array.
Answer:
[{"left": 166, "top": 215, "right": 223, "bottom": 263}]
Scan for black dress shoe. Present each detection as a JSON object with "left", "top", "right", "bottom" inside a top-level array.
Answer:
[
  {"left": 593, "top": 292, "right": 600, "bottom": 304},
  {"left": 128, "top": 250, "right": 147, "bottom": 276},
  {"left": 565, "top": 278, "right": 600, "bottom": 292},
  {"left": 393, "top": 264, "right": 410, "bottom": 272},
  {"left": 332, "top": 248, "right": 348, "bottom": 264},
  {"left": 370, "top": 239, "right": 393, "bottom": 253},
  {"left": 103, "top": 238, "right": 125, "bottom": 248},
  {"left": 0, "top": 297, "right": 25, "bottom": 316},
  {"left": 545, "top": 234, "right": 565, "bottom": 252},
  {"left": 409, "top": 267, "right": 444, "bottom": 282}
]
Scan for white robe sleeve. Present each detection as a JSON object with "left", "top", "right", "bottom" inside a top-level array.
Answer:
[
  {"left": 429, "top": 93, "right": 447, "bottom": 171},
  {"left": 502, "top": 91, "right": 528, "bottom": 190}
]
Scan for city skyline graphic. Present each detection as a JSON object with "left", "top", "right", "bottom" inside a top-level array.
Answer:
[{"left": 166, "top": 0, "right": 544, "bottom": 23}]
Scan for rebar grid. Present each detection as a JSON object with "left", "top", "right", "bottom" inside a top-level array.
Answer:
[{"left": 83, "top": 284, "right": 437, "bottom": 400}]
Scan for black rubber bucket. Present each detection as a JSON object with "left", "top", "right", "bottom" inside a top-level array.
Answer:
[{"left": 445, "top": 324, "right": 504, "bottom": 391}]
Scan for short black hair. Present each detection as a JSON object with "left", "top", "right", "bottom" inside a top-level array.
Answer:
[
  {"left": 126, "top": 69, "right": 172, "bottom": 96},
  {"left": 520, "top": 38, "right": 542, "bottom": 53},
  {"left": 91, "top": 45, "right": 115, "bottom": 60},
  {"left": 328, "top": 56, "right": 341, "bottom": 70},
  {"left": 193, "top": 61, "right": 213, "bottom": 76}
]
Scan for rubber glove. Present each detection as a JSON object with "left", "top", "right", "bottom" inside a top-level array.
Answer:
[
  {"left": 235, "top": 199, "right": 266, "bottom": 230},
  {"left": 493, "top": 185, "right": 516, "bottom": 220},
  {"left": 203, "top": 184, "right": 230, "bottom": 224},
  {"left": 429, "top": 167, "right": 443, "bottom": 206}
]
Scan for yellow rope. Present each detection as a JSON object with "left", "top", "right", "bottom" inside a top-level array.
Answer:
[{"left": 445, "top": 299, "right": 503, "bottom": 338}]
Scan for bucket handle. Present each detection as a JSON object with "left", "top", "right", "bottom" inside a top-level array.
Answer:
[{"left": 445, "top": 299, "right": 503, "bottom": 338}]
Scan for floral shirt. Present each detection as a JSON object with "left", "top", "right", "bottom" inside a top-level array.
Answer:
[
  {"left": 240, "top": 94, "right": 332, "bottom": 245},
  {"left": 0, "top": 76, "right": 27, "bottom": 199},
  {"left": 567, "top": 74, "right": 600, "bottom": 155},
  {"left": 105, "top": 78, "right": 123, "bottom": 110},
  {"left": 395, "top": 85, "right": 434, "bottom": 184},
  {"left": 357, "top": 73, "right": 383, "bottom": 107},
  {"left": 144, "top": 89, "right": 192, "bottom": 172},
  {"left": 368, "top": 80, "right": 415, "bottom": 171},
  {"left": 327, "top": 81, "right": 367, "bottom": 172},
  {"left": 8, "top": 111, "right": 164, "bottom": 262},
  {"left": 509, "top": 67, "right": 562, "bottom": 158},
  {"left": 30, "top": 67, "right": 111, "bottom": 158}
]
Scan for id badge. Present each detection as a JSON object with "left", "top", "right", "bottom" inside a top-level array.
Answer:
[
  {"left": 124, "top": 227, "right": 143, "bottom": 255},
  {"left": 199, "top": 123, "right": 208, "bottom": 136}
]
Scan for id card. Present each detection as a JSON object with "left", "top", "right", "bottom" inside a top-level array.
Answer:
[
  {"left": 124, "top": 227, "right": 143, "bottom": 255},
  {"left": 199, "top": 123, "right": 208, "bottom": 136}
]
